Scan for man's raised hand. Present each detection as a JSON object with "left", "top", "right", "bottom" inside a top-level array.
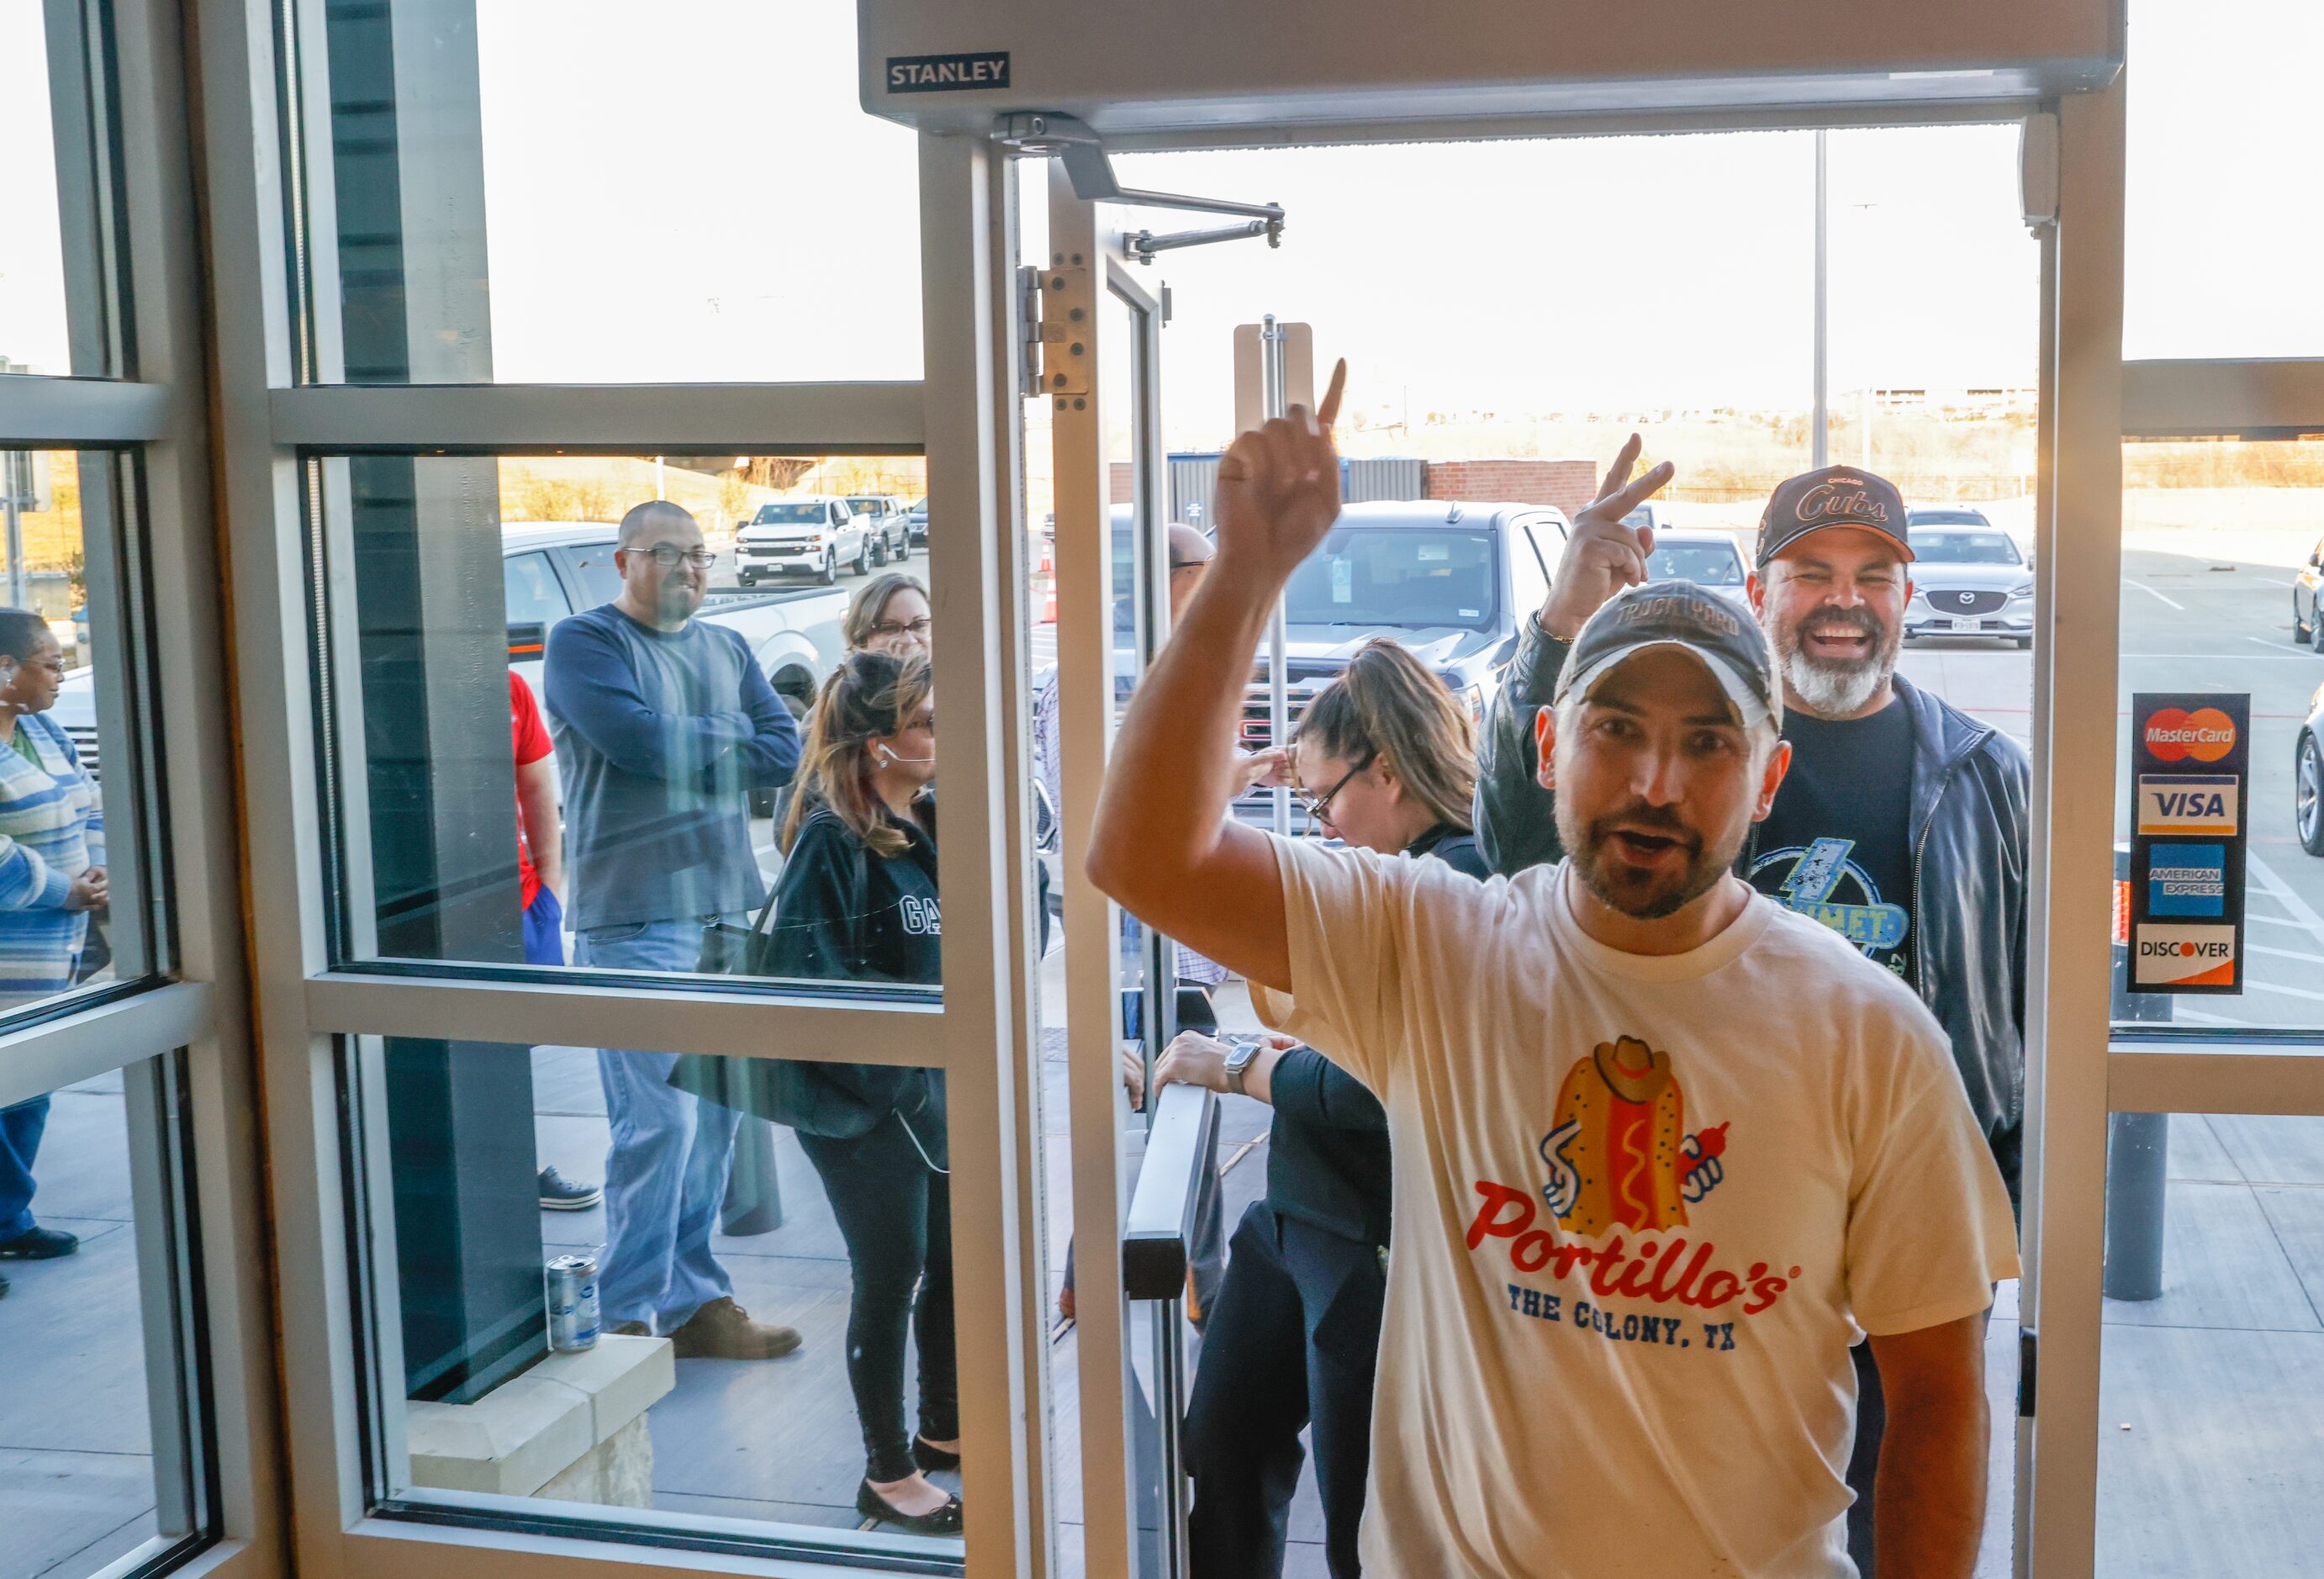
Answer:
[
  {"left": 1538, "top": 433, "right": 1677, "bottom": 642},
  {"left": 1211, "top": 358, "right": 1348, "bottom": 583}
]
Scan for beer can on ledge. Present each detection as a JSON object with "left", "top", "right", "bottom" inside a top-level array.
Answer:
[{"left": 547, "top": 1253, "right": 600, "bottom": 1352}]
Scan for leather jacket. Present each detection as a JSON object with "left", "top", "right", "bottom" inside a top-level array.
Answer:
[{"left": 1473, "top": 615, "right": 2029, "bottom": 1154}]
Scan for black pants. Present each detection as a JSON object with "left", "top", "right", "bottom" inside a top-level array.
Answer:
[
  {"left": 795, "top": 1113, "right": 958, "bottom": 1484},
  {"left": 1846, "top": 1338, "right": 1884, "bottom": 1574},
  {"left": 1186, "top": 1202, "right": 1386, "bottom": 1579}
]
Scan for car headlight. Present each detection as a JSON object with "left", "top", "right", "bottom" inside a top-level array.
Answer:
[{"left": 2007, "top": 580, "right": 2035, "bottom": 599}]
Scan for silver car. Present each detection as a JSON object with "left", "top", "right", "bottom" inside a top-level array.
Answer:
[{"left": 1903, "top": 509, "right": 2034, "bottom": 648}]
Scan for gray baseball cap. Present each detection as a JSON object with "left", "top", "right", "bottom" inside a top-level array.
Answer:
[{"left": 1554, "top": 581, "right": 1782, "bottom": 732}]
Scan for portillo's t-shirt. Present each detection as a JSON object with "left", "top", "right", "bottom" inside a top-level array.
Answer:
[{"left": 1254, "top": 839, "right": 2018, "bottom": 1578}]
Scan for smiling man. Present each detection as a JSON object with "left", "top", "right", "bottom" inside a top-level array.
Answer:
[
  {"left": 1086, "top": 375, "right": 2016, "bottom": 1577},
  {"left": 1474, "top": 456, "right": 2031, "bottom": 1571}
]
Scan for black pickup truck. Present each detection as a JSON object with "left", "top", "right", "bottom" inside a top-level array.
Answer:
[{"left": 1230, "top": 499, "right": 1569, "bottom": 825}]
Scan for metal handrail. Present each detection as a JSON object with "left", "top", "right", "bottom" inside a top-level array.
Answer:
[{"left": 1122, "top": 1081, "right": 1220, "bottom": 1300}]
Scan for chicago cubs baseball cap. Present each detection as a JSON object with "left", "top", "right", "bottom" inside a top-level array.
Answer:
[
  {"left": 1554, "top": 580, "right": 1782, "bottom": 732},
  {"left": 1756, "top": 464, "right": 1913, "bottom": 568}
]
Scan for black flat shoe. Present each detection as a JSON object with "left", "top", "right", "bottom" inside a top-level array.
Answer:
[
  {"left": 857, "top": 1478, "right": 963, "bottom": 1535},
  {"left": 912, "top": 1436, "right": 960, "bottom": 1472},
  {"left": 0, "top": 1226, "right": 77, "bottom": 1260}
]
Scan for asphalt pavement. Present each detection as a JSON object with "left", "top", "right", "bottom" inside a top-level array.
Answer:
[{"left": 1904, "top": 541, "right": 2324, "bottom": 1034}]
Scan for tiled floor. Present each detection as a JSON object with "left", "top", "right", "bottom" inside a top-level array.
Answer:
[
  {"left": 15, "top": 1054, "right": 2324, "bottom": 1578},
  {"left": 0, "top": 1071, "right": 165, "bottom": 1579}
]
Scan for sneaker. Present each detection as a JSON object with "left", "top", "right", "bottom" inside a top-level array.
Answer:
[
  {"left": 668, "top": 1296, "right": 803, "bottom": 1360},
  {"left": 0, "top": 1226, "right": 78, "bottom": 1260},
  {"left": 538, "top": 1167, "right": 600, "bottom": 1211}
]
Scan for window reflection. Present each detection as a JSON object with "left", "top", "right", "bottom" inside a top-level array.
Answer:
[
  {"left": 2115, "top": 438, "right": 2324, "bottom": 1035},
  {"left": 0, "top": 1055, "right": 209, "bottom": 1579},
  {"left": 315, "top": 452, "right": 936, "bottom": 994},
  {"left": 0, "top": 452, "right": 156, "bottom": 1022},
  {"left": 357, "top": 1036, "right": 963, "bottom": 1553},
  {"left": 303, "top": 0, "right": 921, "bottom": 383}
]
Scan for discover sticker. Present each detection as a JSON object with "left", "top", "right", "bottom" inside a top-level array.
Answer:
[{"left": 2133, "top": 924, "right": 2238, "bottom": 988}]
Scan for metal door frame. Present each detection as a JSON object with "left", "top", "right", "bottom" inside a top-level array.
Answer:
[{"left": 934, "top": 82, "right": 2141, "bottom": 1578}]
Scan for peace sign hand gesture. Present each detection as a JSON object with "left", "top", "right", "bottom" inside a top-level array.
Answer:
[
  {"left": 1212, "top": 359, "right": 1349, "bottom": 585},
  {"left": 1538, "top": 433, "right": 1677, "bottom": 642}
]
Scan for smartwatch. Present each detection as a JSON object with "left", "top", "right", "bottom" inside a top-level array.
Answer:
[{"left": 1223, "top": 1039, "right": 1261, "bottom": 1097}]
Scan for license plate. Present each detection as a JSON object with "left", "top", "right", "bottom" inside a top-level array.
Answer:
[{"left": 1949, "top": 616, "right": 1982, "bottom": 632}]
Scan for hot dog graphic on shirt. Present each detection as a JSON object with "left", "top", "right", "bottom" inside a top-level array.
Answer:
[{"left": 1540, "top": 1036, "right": 1729, "bottom": 1236}]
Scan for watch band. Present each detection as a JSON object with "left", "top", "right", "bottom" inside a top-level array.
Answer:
[{"left": 1225, "top": 1041, "right": 1258, "bottom": 1097}]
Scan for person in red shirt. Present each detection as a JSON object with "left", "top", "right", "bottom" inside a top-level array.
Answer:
[{"left": 512, "top": 671, "right": 599, "bottom": 1212}]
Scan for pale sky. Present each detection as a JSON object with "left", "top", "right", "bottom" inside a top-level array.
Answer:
[{"left": 4, "top": 0, "right": 2321, "bottom": 408}]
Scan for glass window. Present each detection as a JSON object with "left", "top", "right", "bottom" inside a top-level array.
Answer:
[
  {"left": 2125, "top": 0, "right": 2324, "bottom": 359},
  {"left": 347, "top": 1037, "right": 963, "bottom": 1560},
  {"left": 2114, "top": 438, "right": 2324, "bottom": 1035},
  {"left": 1645, "top": 536, "right": 1748, "bottom": 587},
  {"left": 2096, "top": 1111, "right": 2324, "bottom": 1566},
  {"left": 0, "top": 1054, "right": 213, "bottom": 1579},
  {"left": 1509, "top": 522, "right": 1552, "bottom": 615},
  {"left": 1283, "top": 525, "right": 1498, "bottom": 631},
  {"left": 309, "top": 452, "right": 937, "bottom": 989},
  {"left": 502, "top": 551, "right": 572, "bottom": 632},
  {"left": 293, "top": 0, "right": 922, "bottom": 383},
  {"left": 0, "top": 451, "right": 161, "bottom": 1022},
  {"left": 0, "top": 0, "right": 117, "bottom": 378}
]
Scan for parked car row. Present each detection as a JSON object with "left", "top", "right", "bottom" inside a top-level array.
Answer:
[{"left": 736, "top": 494, "right": 920, "bottom": 586}]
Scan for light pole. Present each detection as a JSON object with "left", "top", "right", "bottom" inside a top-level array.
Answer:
[{"left": 1812, "top": 130, "right": 1828, "bottom": 469}]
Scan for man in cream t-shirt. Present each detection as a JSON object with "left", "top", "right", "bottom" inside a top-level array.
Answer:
[{"left": 1087, "top": 364, "right": 2017, "bottom": 1577}]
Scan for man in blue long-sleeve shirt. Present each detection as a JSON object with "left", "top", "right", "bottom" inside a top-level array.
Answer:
[{"left": 545, "top": 500, "right": 804, "bottom": 1360}]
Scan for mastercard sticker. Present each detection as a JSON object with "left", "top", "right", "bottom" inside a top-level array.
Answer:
[{"left": 2142, "top": 705, "right": 2238, "bottom": 763}]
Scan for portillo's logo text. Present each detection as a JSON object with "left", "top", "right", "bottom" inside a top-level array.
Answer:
[{"left": 2144, "top": 706, "right": 2237, "bottom": 763}]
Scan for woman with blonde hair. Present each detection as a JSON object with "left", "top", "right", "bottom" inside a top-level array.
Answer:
[{"left": 679, "top": 648, "right": 959, "bottom": 1534}]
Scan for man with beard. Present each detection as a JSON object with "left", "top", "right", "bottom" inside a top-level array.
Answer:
[
  {"left": 545, "top": 499, "right": 805, "bottom": 1358},
  {"left": 1086, "top": 369, "right": 2015, "bottom": 1577},
  {"left": 1473, "top": 448, "right": 2030, "bottom": 1571}
]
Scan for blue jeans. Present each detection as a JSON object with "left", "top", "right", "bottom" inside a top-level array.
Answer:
[
  {"left": 576, "top": 916, "right": 740, "bottom": 1331},
  {"left": 523, "top": 886, "right": 566, "bottom": 967},
  {"left": 0, "top": 1095, "right": 50, "bottom": 1241}
]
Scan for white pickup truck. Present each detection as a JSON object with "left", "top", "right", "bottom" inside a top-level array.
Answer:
[{"left": 54, "top": 522, "right": 849, "bottom": 795}]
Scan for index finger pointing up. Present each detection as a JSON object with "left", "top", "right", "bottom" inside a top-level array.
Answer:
[{"left": 1317, "top": 358, "right": 1348, "bottom": 430}]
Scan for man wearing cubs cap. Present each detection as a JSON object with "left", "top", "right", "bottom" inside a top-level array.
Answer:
[
  {"left": 1086, "top": 367, "right": 2015, "bottom": 1577},
  {"left": 1476, "top": 445, "right": 2031, "bottom": 1571}
]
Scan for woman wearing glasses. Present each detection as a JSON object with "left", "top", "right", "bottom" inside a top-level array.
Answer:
[
  {"left": 0, "top": 608, "right": 105, "bottom": 1281},
  {"left": 1150, "top": 636, "right": 1484, "bottom": 1579},
  {"left": 688, "top": 648, "right": 960, "bottom": 1534},
  {"left": 842, "top": 573, "right": 932, "bottom": 660}
]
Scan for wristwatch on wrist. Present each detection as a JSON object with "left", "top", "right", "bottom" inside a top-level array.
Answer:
[{"left": 1223, "top": 1040, "right": 1260, "bottom": 1097}]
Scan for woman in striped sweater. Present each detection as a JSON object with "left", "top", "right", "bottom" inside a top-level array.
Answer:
[{"left": 0, "top": 608, "right": 104, "bottom": 1281}]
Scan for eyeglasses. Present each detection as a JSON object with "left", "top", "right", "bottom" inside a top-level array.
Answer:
[
  {"left": 1297, "top": 753, "right": 1374, "bottom": 834},
  {"left": 873, "top": 618, "right": 933, "bottom": 639},
  {"left": 624, "top": 545, "right": 716, "bottom": 569}
]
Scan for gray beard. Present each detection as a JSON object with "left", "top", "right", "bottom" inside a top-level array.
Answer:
[
  {"left": 1767, "top": 610, "right": 1899, "bottom": 719},
  {"left": 1781, "top": 647, "right": 1891, "bottom": 716}
]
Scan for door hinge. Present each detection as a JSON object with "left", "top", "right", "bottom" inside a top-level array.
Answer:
[
  {"left": 2017, "top": 1327, "right": 2037, "bottom": 1418},
  {"left": 1023, "top": 261, "right": 1092, "bottom": 405}
]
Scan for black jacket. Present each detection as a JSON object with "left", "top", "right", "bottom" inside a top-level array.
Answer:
[
  {"left": 1267, "top": 823, "right": 1488, "bottom": 1247},
  {"left": 672, "top": 800, "right": 946, "bottom": 1162},
  {"left": 1473, "top": 615, "right": 2029, "bottom": 1164}
]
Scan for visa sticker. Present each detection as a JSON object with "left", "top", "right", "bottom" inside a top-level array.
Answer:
[
  {"left": 1330, "top": 557, "right": 1352, "bottom": 604},
  {"left": 2136, "top": 774, "right": 2237, "bottom": 836}
]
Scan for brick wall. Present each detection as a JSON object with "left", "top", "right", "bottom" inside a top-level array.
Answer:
[{"left": 1423, "top": 458, "right": 1598, "bottom": 519}]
